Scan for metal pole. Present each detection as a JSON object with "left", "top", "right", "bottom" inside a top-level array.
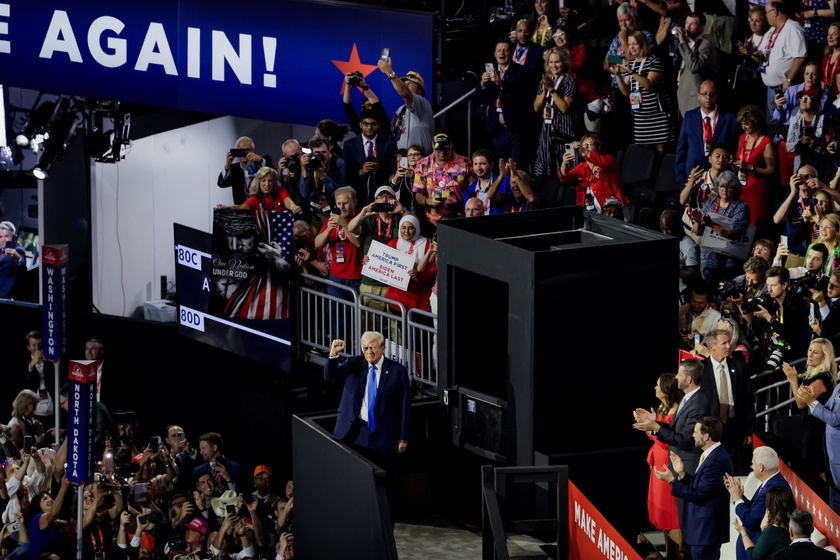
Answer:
[
  {"left": 76, "top": 484, "right": 83, "bottom": 560},
  {"left": 467, "top": 99, "right": 473, "bottom": 159},
  {"left": 433, "top": 89, "right": 476, "bottom": 119},
  {"left": 54, "top": 361, "right": 61, "bottom": 445}
]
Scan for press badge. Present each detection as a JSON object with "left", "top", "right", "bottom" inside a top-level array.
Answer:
[
  {"left": 629, "top": 91, "right": 642, "bottom": 110},
  {"left": 336, "top": 244, "right": 345, "bottom": 263},
  {"left": 704, "top": 142, "right": 711, "bottom": 156},
  {"left": 738, "top": 169, "right": 748, "bottom": 185},
  {"left": 543, "top": 104, "right": 555, "bottom": 123}
]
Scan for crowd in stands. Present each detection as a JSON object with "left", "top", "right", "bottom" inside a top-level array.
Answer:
[
  {"left": 203, "top": 0, "right": 840, "bottom": 555},
  {"left": 0, "top": 334, "right": 294, "bottom": 559},
  {"left": 14, "top": 0, "right": 840, "bottom": 556}
]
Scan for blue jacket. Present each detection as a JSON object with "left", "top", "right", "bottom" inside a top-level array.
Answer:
[
  {"left": 671, "top": 444, "right": 734, "bottom": 547},
  {"left": 324, "top": 355, "right": 411, "bottom": 456},
  {"left": 675, "top": 108, "right": 738, "bottom": 186}
]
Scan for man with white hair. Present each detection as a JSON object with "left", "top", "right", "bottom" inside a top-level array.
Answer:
[
  {"left": 723, "top": 446, "right": 790, "bottom": 560},
  {"left": 217, "top": 136, "right": 273, "bottom": 205},
  {"left": 325, "top": 332, "right": 411, "bottom": 457},
  {"left": 0, "top": 220, "right": 25, "bottom": 299}
]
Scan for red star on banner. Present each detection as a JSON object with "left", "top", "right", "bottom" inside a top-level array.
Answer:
[{"left": 332, "top": 44, "right": 379, "bottom": 95}]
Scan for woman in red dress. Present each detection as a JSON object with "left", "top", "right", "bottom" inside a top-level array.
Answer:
[
  {"left": 645, "top": 373, "right": 683, "bottom": 557},
  {"left": 734, "top": 105, "right": 777, "bottom": 225}
]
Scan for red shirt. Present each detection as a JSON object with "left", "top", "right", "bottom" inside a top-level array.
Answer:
[
  {"left": 318, "top": 211, "right": 363, "bottom": 279},
  {"left": 559, "top": 151, "right": 628, "bottom": 207},
  {"left": 242, "top": 187, "right": 292, "bottom": 211}
]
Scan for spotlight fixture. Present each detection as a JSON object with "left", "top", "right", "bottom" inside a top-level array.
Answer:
[
  {"left": 31, "top": 102, "right": 80, "bottom": 180},
  {"left": 15, "top": 95, "right": 59, "bottom": 150}
]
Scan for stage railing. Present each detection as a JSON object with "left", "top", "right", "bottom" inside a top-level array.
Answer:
[
  {"left": 297, "top": 274, "right": 439, "bottom": 393},
  {"left": 753, "top": 356, "right": 840, "bottom": 433}
]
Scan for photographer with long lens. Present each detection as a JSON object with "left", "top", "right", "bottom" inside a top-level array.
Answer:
[
  {"left": 299, "top": 137, "right": 347, "bottom": 224},
  {"left": 751, "top": 266, "right": 810, "bottom": 369},
  {"left": 787, "top": 243, "right": 830, "bottom": 297},
  {"left": 277, "top": 139, "right": 309, "bottom": 222}
]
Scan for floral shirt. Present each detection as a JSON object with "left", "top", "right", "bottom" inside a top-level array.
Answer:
[{"left": 412, "top": 153, "right": 474, "bottom": 226}]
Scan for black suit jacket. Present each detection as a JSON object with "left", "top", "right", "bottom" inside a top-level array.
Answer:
[
  {"left": 700, "top": 358, "right": 755, "bottom": 446},
  {"left": 481, "top": 63, "right": 531, "bottom": 134},
  {"left": 655, "top": 389, "right": 710, "bottom": 475},
  {"left": 820, "top": 297, "right": 840, "bottom": 350},
  {"left": 324, "top": 355, "right": 411, "bottom": 456},
  {"left": 217, "top": 155, "right": 274, "bottom": 205},
  {"left": 343, "top": 135, "right": 397, "bottom": 203},
  {"left": 767, "top": 292, "right": 810, "bottom": 357},
  {"left": 770, "top": 541, "right": 835, "bottom": 559}
]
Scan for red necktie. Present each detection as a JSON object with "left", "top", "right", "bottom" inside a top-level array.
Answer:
[
  {"left": 702, "top": 116, "right": 713, "bottom": 144},
  {"left": 20, "top": 484, "right": 29, "bottom": 515}
]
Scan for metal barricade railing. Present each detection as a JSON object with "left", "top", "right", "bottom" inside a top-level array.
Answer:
[
  {"left": 407, "top": 308, "right": 438, "bottom": 389},
  {"left": 297, "top": 273, "right": 360, "bottom": 356},
  {"left": 753, "top": 356, "right": 840, "bottom": 433},
  {"left": 296, "top": 274, "right": 439, "bottom": 394}
]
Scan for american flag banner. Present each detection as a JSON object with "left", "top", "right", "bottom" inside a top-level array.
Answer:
[{"left": 212, "top": 209, "right": 293, "bottom": 320}]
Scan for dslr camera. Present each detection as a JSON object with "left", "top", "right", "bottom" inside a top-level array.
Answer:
[
  {"left": 719, "top": 281, "right": 745, "bottom": 301},
  {"left": 765, "top": 333, "right": 791, "bottom": 370},
  {"left": 789, "top": 270, "right": 820, "bottom": 295},
  {"left": 307, "top": 152, "right": 325, "bottom": 170},
  {"left": 743, "top": 294, "right": 771, "bottom": 315},
  {"left": 347, "top": 71, "right": 364, "bottom": 87},
  {"left": 284, "top": 155, "right": 301, "bottom": 176}
]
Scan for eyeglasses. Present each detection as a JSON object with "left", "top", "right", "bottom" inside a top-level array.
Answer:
[
  {"left": 553, "top": 32, "right": 566, "bottom": 38},
  {"left": 360, "top": 121, "right": 378, "bottom": 127},
  {"left": 801, "top": 96, "right": 816, "bottom": 101},
  {"left": 830, "top": 282, "right": 840, "bottom": 290},
  {"left": 581, "top": 142, "right": 598, "bottom": 148},
  {"left": 798, "top": 174, "right": 816, "bottom": 180},
  {"left": 698, "top": 91, "right": 716, "bottom": 97},
  {"left": 717, "top": 185, "right": 735, "bottom": 190}
]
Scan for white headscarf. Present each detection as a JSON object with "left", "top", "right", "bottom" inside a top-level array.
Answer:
[{"left": 396, "top": 215, "right": 428, "bottom": 264}]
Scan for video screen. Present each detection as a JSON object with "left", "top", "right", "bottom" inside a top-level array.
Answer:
[{"left": 173, "top": 208, "right": 294, "bottom": 371}]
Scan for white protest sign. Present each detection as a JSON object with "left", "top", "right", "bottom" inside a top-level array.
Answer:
[
  {"left": 701, "top": 213, "right": 755, "bottom": 261},
  {"left": 362, "top": 240, "right": 414, "bottom": 290}
]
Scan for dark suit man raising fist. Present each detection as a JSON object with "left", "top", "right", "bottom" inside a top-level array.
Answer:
[{"left": 324, "top": 332, "right": 411, "bottom": 457}]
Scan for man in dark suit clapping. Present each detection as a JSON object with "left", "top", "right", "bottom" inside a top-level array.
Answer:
[{"left": 655, "top": 416, "right": 734, "bottom": 560}]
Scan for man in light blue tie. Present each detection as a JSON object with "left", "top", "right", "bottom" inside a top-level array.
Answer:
[{"left": 325, "top": 331, "right": 411, "bottom": 457}]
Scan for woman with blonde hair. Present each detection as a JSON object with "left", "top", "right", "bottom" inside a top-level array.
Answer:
[
  {"left": 814, "top": 213, "right": 840, "bottom": 273},
  {"left": 608, "top": 30, "right": 674, "bottom": 154},
  {"left": 8, "top": 389, "right": 42, "bottom": 454},
  {"left": 783, "top": 337, "right": 836, "bottom": 493},
  {"left": 218, "top": 166, "right": 302, "bottom": 213},
  {"left": 533, "top": 47, "right": 577, "bottom": 177}
]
